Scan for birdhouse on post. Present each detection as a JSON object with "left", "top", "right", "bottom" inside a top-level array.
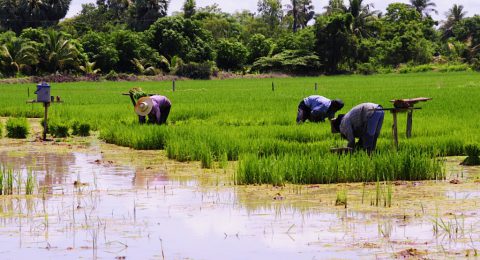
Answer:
[
  {"left": 34, "top": 82, "right": 51, "bottom": 103},
  {"left": 27, "top": 82, "right": 63, "bottom": 141}
]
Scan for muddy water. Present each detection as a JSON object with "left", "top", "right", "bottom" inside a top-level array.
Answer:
[{"left": 1, "top": 139, "right": 480, "bottom": 259}]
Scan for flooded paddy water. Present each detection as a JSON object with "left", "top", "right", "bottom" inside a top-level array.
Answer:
[{"left": 1, "top": 133, "right": 480, "bottom": 259}]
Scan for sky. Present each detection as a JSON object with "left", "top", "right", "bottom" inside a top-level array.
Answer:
[{"left": 66, "top": 0, "right": 480, "bottom": 21}]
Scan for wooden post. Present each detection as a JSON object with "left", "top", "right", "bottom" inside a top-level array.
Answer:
[
  {"left": 392, "top": 110, "right": 398, "bottom": 148},
  {"left": 315, "top": 83, "right": 318, "bottom": 92},
  {"left": 172, "top": 80, "right": 176, "bottom": 92},
  {"left": 43, "top": 102, "right": 50, "bottom": 141},
  {"left": 406, "top": 109, "right": 413, "bottom": 138},
  {"left": 272, "top": 82, "right": 275, "bottom": 92}
]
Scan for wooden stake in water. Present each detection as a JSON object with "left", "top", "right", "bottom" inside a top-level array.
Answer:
[
  {"left": 272, "top": 82, "right": 275, "bottom": 92},
  {"left": 315, "top": 83, "right": 318, "bottom": 92},
  {"left": 172, "top": 80, "right": 176, "bottom": 92}
]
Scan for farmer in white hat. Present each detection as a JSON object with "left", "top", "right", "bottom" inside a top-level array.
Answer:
[{"left": 135, "top": 95, "right": 172, "bottom": 125}]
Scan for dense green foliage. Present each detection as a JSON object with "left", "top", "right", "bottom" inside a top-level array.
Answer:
[
  {"left": 1, "top": 72, "right": 478, "bottom": 183},
  {"left": 5, "top": 117, "right": 29, "bottom": 138},
  {"left": 1, "top": 0, "right": 480, "bottom": 78}
]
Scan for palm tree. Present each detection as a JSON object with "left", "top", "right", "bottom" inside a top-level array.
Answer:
[
  {"left": 441, "top": 4, "right": 467, "bottom": 38},
  {"left": 286, "top": 0, "right": 315, "bottom": 32},
  {"left": 79, "top": 61, "right": 101, "bottom": 75},
  {"left": 0, "top": 39, "right": 38, "bottom": 77},
  {"left": 323, "top": 0, "right": 346, "bottom": 15},
  {"left": 41, "top": 30, "right": 80, "bottom": 73},
  {"left": 444, "top": 4, "right": 466, "bottom": 27},
  {"left": 347, "top": 0, "right": 379, "bottom": 38},
  {"left": 409, "top": 0, "right": 437, "bottom": 17}
]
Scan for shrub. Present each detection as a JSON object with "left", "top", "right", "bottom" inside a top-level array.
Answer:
[
  {"left": 175, "top": 62, "right": 212, "bottom": 79},
  {"left": 356, "top": 63, "right": 378, "bottom": 75},
  {"left": 251, "top": 50, "right": 321, "bottom": 75},
  {"left": 105, "top": 70, "right": 119, "bottom": 81},
  {"left": 6, "top": 118, "right": 29, "bottom": 138}
]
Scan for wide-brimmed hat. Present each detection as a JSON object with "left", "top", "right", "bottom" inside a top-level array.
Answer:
[{"left": 134, "top": 96, "right": 153, "bottom": 116}]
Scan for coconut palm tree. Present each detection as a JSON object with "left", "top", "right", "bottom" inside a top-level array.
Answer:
[
  {"left": 286, "top": 0, "right": 315, "bottom": 32},
  {"left": 0, "top": 39, "right": 38, "bottom": 77},
  {"left": 323, "top": 0, "right": 346, "bottom": 15},
  {"left": 41, "top": 30, "right": 80, "bottom": 73},
  {"left": 444, "top": 4, "right": 467, "bottom": 27},
  {"left": 347, "top": 0, "right": 379, "bottom": 38},
  {"left": 409, "top": 0, "right": 437, "bottom": 17},
  {"left": 441, "top": 4, "right": 467, "bottom": 38}
]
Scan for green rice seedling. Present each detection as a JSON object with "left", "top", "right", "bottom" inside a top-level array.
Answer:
[
  {"left": 219, "top": 152, "right": 228, "bottom": 169},
  {"left": 0, "top": 167, "right": 3, "bottom": 195},
  {"left": 200, "top": 145, "right": 213, "bottom": 169},
  {"left": 462, "top": 144, "right": 480, "bottom": 166},
  {"left": 335, "top": 189, "right": 347, "bottom": 208},
  {"left": 385, "top": 182, "right": 393, "bottom": 208},
  {"left": 25, "top": 171, "right": 35, "bottom": 195},
  {"left": 78, "top": 123, "right": 91, "bottom": 136},
  {"left": 48, "top": 120, "right": 70, "bottom": 138},
  {"left": 5, "top": 168, "right": 14, "bottom": 195},
  {"left": 0, "top": 121, "right": 3, "bottom": 138},
  {"left": 6, "top": 117, "right": 29, "bottom": 138},
  {"left": 72, "top": 121, "right": 91, "bottom": 136}
]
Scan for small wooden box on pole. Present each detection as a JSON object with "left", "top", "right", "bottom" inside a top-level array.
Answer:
[{"left": 26, "top": 82, "right": 64, "bottom": 141}]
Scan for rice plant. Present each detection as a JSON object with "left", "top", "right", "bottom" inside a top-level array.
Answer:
[
  {"left": 72, "top": 120, "right": 91, "bottom": 136},
  {"left": 6, "top": 117, "right": 29, "bottom": 138},
  {"left": 48, "top": 120, "right": 70, "bottom": 138},
  {"left": 462, "top": 144, "right": 480, "bottom": 166},
  {"left": 335, "top": 189, "right": 348, "bottom": 208}
]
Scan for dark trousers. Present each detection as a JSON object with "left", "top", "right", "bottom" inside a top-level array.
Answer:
[
  {"left": 359, "top": 108, "right": 384, "bottom": 152},
  {"left": 139, "top": 105, "right": 171, "bottom": 125},
  {"left": 297, "top": 101, "right": 311, "bottom": 123}
]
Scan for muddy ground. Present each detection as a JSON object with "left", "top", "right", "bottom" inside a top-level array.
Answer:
[{"left": 0, "top": 119, "right": 479, "bottom": 259}]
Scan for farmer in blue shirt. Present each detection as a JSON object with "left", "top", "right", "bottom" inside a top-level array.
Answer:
[
  {"left": 331, "top": 103, "right": 384, "bottom": 153},
  {"left": 297, "top": 95, "right": 344, "bottom": 123}
]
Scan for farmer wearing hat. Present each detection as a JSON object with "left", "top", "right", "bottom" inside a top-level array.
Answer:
[
  {"left": 297, "top": 95, "right": 344, "bottom": 123},
  {"left": 331, "top": 103, "right": 384, "bottom": 153},
  {"left": 135, "top": 95, "right": 172, "bottom": 125}
]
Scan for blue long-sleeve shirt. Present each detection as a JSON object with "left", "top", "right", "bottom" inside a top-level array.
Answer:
[{"left": 303, "top": 95, "right": 333, "bottom": 122}]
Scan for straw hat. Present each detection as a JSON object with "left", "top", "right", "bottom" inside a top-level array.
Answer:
[{"left": 134, "top": 96, "right": 154, "bottom": 116}]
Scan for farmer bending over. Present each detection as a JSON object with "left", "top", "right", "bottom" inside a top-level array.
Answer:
[
  {"left": 331, "top": 103, "right": 384, "bottom": 153},
  {"left": 135, "top": 95, "right": 172, "bottom": 125},
  {"left": 297, "top": 95, "right": 344, "bottom": 123}
]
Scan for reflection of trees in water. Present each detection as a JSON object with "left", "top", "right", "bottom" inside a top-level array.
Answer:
[{"left": 0, "top": 151, "right": 75, "bottom": 192}]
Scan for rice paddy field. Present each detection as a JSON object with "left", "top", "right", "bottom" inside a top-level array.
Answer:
[{"left": 0, "top": 71, "right": 479, "bottom": 259}]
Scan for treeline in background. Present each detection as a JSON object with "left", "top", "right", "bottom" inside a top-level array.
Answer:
[{"left": 0, "top": 0, "right": 479, "bottom": 79}]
